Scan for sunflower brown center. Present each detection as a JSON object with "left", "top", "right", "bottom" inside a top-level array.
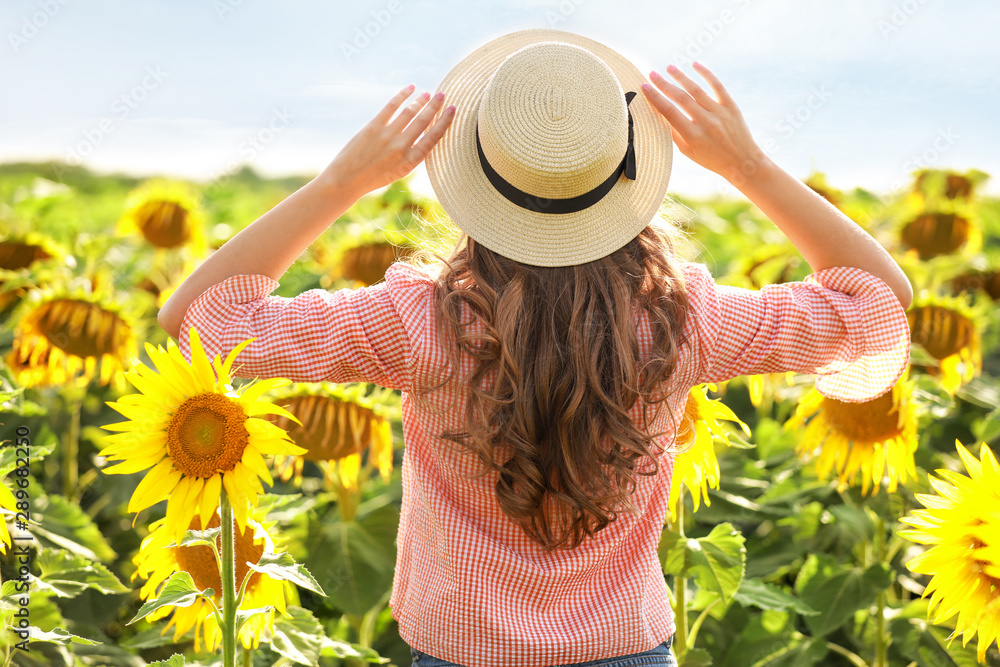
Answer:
[
  {"left": 907, "top": 305, "right": 975, "bottom": 360},
  {"left": 135, "top": 199, "right": 192, "bottom": 249},
  {"left": 821, "top": 391, "right": 900, "bottom": 443},
  {"left": 173, "top": 514, "right": 265, "bottom": 597},
  {"left": 341, "top": 243, "right": 413, "bottom": 286},
  {"left": 952, "top": 271, "right": 1000, "bottom": 301},
  {"left": 0, "top": 241, "right": 51, "bottom": 271},
  {"left": 167, "top": 393, "right": 249, "bottom": 478},
  {"left": 900, "top": 213, "right": 970, "bottom": 259},
  {"left": 36, "top": 299, "right": 130, "bottom": 359}
]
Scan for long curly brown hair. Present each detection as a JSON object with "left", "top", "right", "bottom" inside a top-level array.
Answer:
[{"left": 410, "top": 222, "right": 690, "bottom": 552}]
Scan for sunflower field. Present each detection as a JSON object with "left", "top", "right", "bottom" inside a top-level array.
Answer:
[{"left": 0, "top": 160, "right": 999, "bottom": 667}]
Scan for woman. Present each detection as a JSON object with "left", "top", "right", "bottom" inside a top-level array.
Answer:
[{"left": 158, "top": 29, "right": 911, "bottom": 667}]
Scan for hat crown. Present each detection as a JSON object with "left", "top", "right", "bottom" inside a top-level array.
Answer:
[{"left": 477, "top": 42, "right": 629, "bottom": 200}]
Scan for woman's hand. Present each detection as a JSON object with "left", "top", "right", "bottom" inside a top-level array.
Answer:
[
  {"left": 158, "top": 85, "right": 456, "bottom": 340},
  {"left": 641, "top": 62, "right": 913, "bottom": 308},
  {"left": 319, "top": 84, "right": 456, "bottom": 199},
  {"left": 642, "top": 62, "right": 767, "bottom": 187}
]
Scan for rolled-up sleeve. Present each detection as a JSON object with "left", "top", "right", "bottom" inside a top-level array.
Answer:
[
  {"left": 176, "top": 263, "right": 435, "bottom": 390},
  {"left": 684, "top": 263, "right": 910, "bottom": 402}
]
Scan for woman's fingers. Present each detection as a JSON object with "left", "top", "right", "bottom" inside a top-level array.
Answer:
[
  {"left": 409, "top": 104, "right": 456, "bottom": 160},
  {"left": 641, "top": 81, "right": 690, "bottom": 127},
  {"left": 691, "top": 61, "right": 735, "bottom": 108},
  {"left": 648, "top": 70, "right": 707, "bottom": 123},
  {"left": 665, "top": 64, "right": 719, "bottom": 109},
  {"left": 400, "top": 91, "right": 447, "bottom": 145},
  {"left": 388, "top": 90, "right": 433, "bottom": 134},
  {"left": 373, "top": 84, "right": 417, "bottom": 126}
]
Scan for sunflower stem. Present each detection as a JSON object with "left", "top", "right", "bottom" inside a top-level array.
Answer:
[
  {"left": 335, "top": 472, "right": 359, "bottom": 523},
  {"left": 357, "top": 588, "right": 392, "bottom": 648},
  {"left": 873, "top": 513, "right": 892, "bottom": 667},
  {"left": 672, "top": 499, "right": 689, "bottom": 655},
  {"left": 62, "top": 390, "right": 83, "bottom": 501},
  {"left": 687, "top": 597, "right": 721, "bottom": 648},
  {"left": 221, "top": 491, "right": 239, "bottom": 667},
  {"left": 826, "top": 641, "right": 871, "bottom": 667}
]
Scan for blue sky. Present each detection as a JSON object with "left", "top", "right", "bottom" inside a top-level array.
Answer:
[{"left": 2, "top": 0, "right": 998, "bottom": 198}]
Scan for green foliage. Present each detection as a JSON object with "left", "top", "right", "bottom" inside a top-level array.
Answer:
[
  {"left": 32, "top": 548, "right": 130, "bottom": 597},
  {"left": 245, "top": 552, "right": 325, "bottom": 597},
  {"left": 299, "top": 503, "right": 399, "bottom": 616},
  {"left": 794, "top": 554, "right": 892, "bottom": 637},
  {"left": 661, "top": 522, "right": 747, "bottom": 605},
  {"left": 129, "top": 572, "right": 215, "bottom": 625}
]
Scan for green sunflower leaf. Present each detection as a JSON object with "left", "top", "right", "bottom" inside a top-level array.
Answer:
[
  {"left": 794, "top": 554, "right": 892, "bottom": 637},
  {"left": 146, "top": 655, "right": 186, "bottom": 667},
  {"left": 0, "top": 437, "right": 54, "bottom": 478},
  {"left": 662, "top": 523, "right": 747, "bottom": 605},
  {"left": 732, "top": 579, "right": 818, "bottom": 616},
  {"left": 889, "top": 599, "right": 982, "bottom": 667},
  {"left": 235, "top": 605, "right": 273, "bottom": 634},
  {"left": 319, "top": 636, "right": 387, "bottom": 661},
  {"left": 246, "top": 551, "right": 326, "bottom": 596},
  {"left": 27, "top": 481, "right": 116, "bottom": 562},
  {"left": 176, "top": 526, "right": 222, "bottom": 550},
  {"left": 270, "top": 606, "right": 325, "bottom": 667},
  {"left": 31, "top": 548, "right": 129, "bottom": 597},
  {"left": 128, "top": 572, "right": 214, "bottom": 625},
  {"left": 677, "top": 647, "right": 713, "bottom": 666},
  {"left": 20, "top": 626, "right": 100, "bottom": 646}
]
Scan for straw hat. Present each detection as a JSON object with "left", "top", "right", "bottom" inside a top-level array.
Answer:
[{"left": 425, "top": 29, "right": 673, "bottom": 267}]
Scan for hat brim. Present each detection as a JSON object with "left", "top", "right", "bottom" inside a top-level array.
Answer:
[{"left": 425, "top": 29, "right": 672, "bottom": 267}]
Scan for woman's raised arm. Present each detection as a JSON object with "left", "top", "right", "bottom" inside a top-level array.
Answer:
[
  {"left": 642, "top": 63, "right": 912, "bottom": 308},
  {"left": 157, "top": 86, "right": 455, "bottom": 340}
]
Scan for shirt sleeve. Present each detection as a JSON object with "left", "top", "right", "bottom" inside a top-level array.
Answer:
[
  {"left": 683, "top": 263, "right": 910, "bottom": 402},
  {"left": 176, "top": 262, "right": 436, "bottom": 390}
]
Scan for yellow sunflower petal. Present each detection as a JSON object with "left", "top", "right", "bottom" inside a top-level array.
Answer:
[
  {"left": 128, "top": 459, "right": 181, "bottom": 513},
  {"left": 101, "top": 447, "right": 167, "bottom": 475},
  {"left": 241, "top": 446, "right": 273, "bottom": 488},
  {"left": 220, "top": 337, "right": 257, "bottom": 381},
  {"left": 199, "top": 474, "right": 222, "bottom": 528}
]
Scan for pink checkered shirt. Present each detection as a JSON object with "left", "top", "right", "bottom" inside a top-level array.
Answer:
[{"left": 179, "top": 261, "right": 910, "bottom": 666}]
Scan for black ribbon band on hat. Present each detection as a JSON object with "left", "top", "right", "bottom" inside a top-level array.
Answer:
[{"left": 476, "top": 91, "right": 637, "bottom": 215}]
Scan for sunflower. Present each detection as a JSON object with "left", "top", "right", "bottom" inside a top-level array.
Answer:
[
  {"left": 99, "top": 328, "right": 306, "bottom": 541},
  {"left": 906, "top": 294, "right": 983, "bottom": 395},
  {"left": 722, "top": 244, "right": 804, "bottom": 291},
  {"left": 952, "top": 268, "right": 1000, "bottom": 301},
  {"left": 913, "top": 168, "right": 989, "bottom": 202},
  {"left": 899, "top": 441, "right": 1000, "bottom": 663},
  {"left": 268, "top": 382, "right": 399, "bottom": 493},
  {"left": 786, "top": 373, "right": 918, "bottom": 495},
  {"left": 668, "top": 384, "right": 750, "bottom": 520},
  {"left": 340, "top": 240, "right": 415, "bottom": 287},
  {"left": 7, "top": 281, "right": 138, "bottom": 391},
  {"left": 317, "top": 227, "right": 417, "bottom": 289},
  {"left": 118, "top": 179, "right": 206, "bottom": 253},
  {"left": 900, "top": 212, "right": 980, "bottom": 260},
  {"left": 0, "top": 233, "right": 58, "bottom": 271},
  {"left": 133, "top": 510, "right": 287, "bottom": 652}
]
